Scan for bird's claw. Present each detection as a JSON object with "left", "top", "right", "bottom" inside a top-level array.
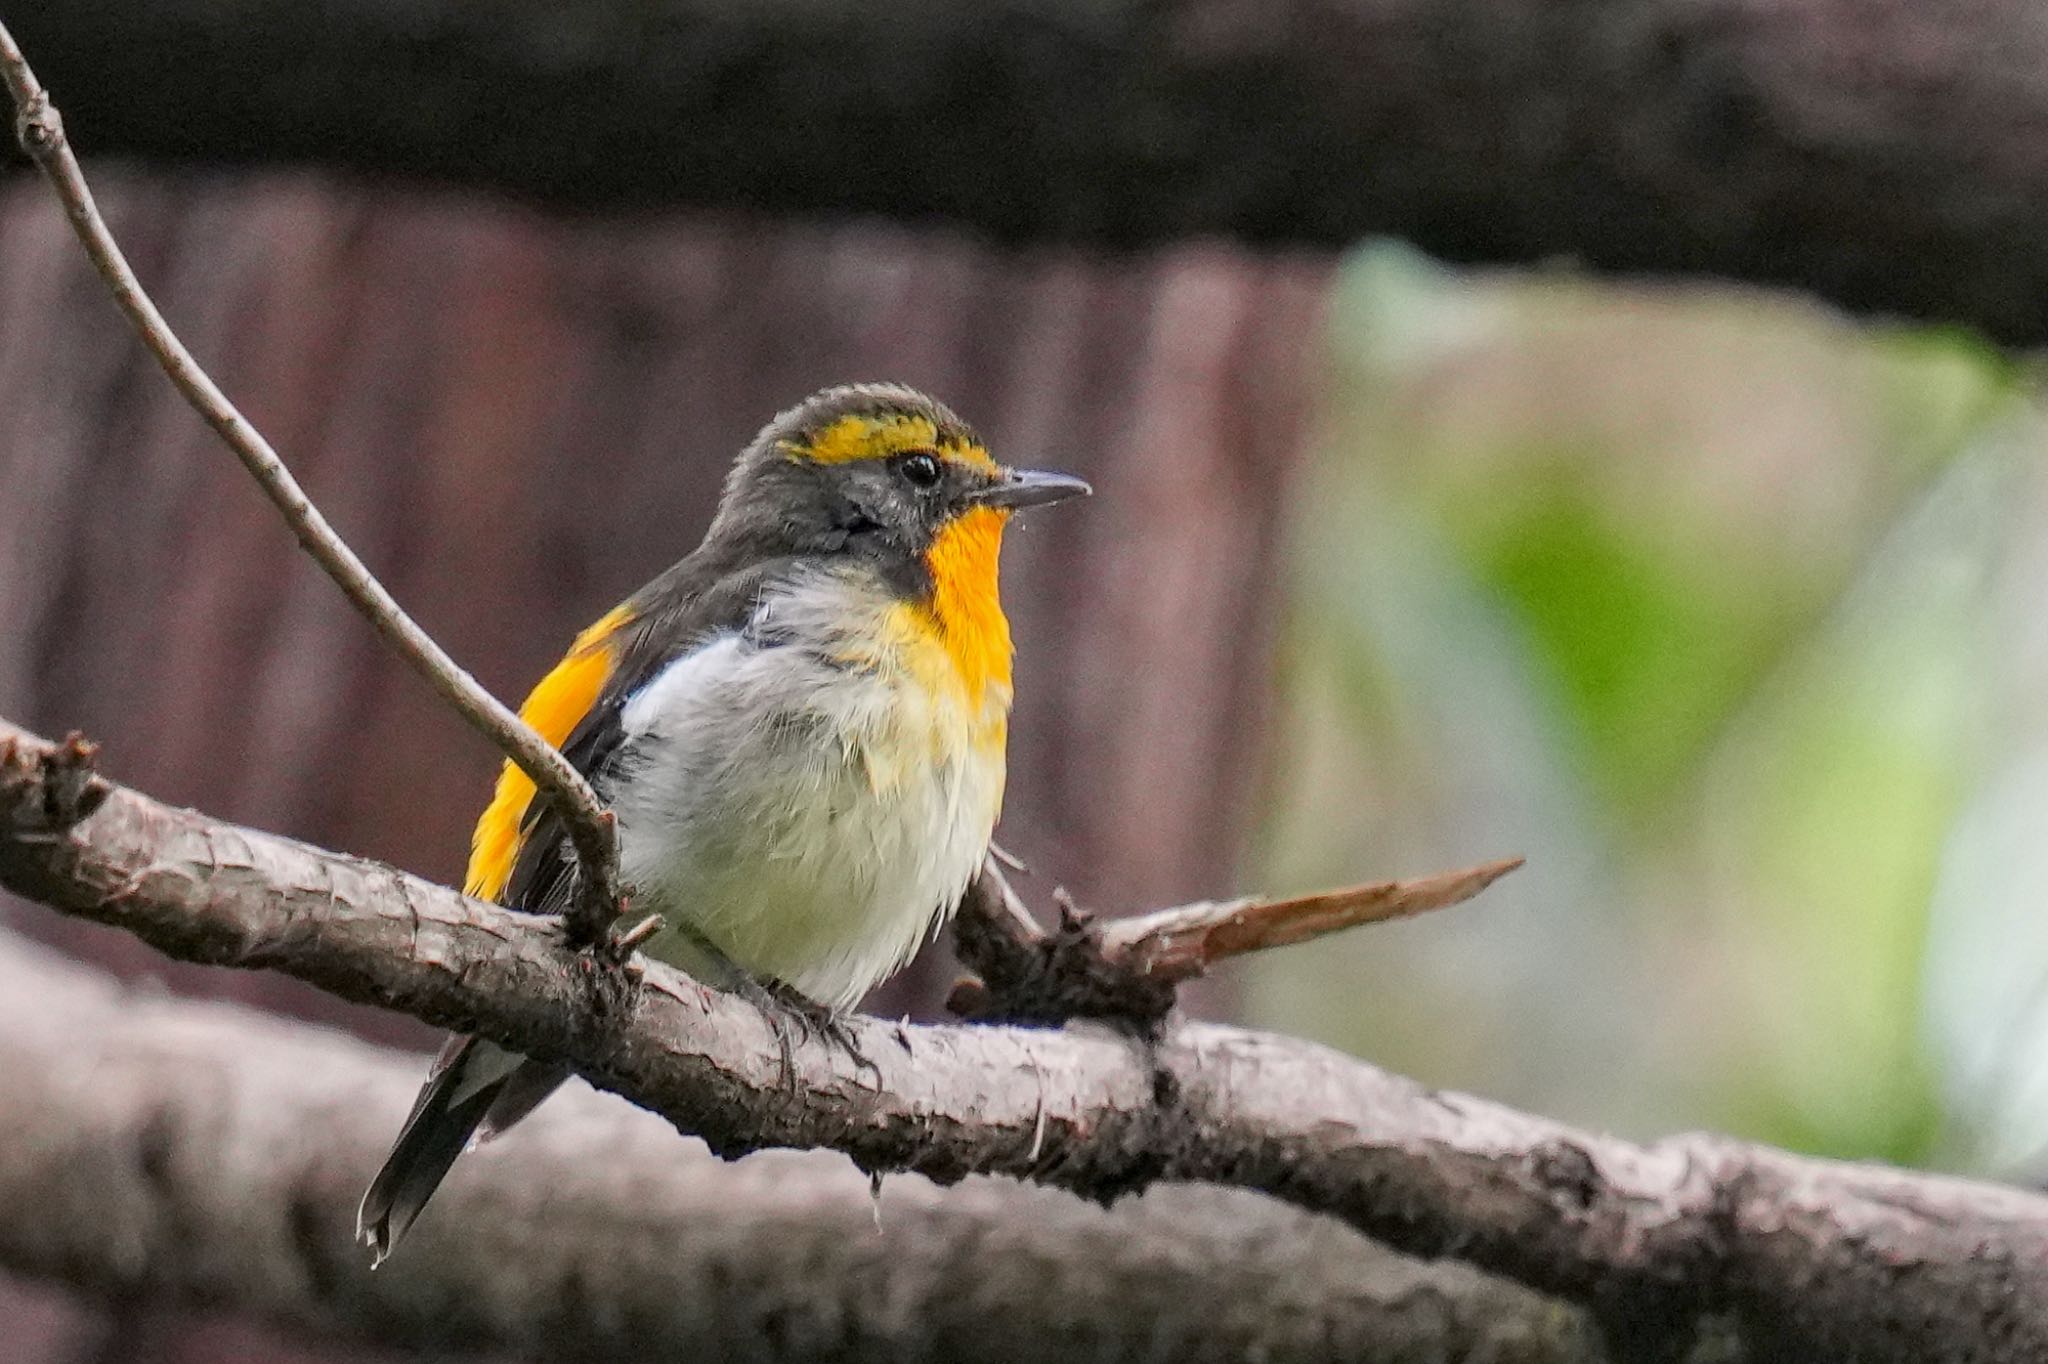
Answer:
[{"left": 752, "top": 978, "right": 881, "bottom": 1092}]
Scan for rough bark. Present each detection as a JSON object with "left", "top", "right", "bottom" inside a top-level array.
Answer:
[
  {"left": 5, "top": 720, "right": 2046, "bottom": 1363},
  {"left": 14, "top": 0, "right": 2048, "bottom": 342},
  {"left": 0, "top": 932, "right": 1606, "bottom": 1364}
]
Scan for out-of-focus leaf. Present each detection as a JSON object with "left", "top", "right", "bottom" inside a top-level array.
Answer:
[
  {"left": 1922, "top": 443, "right": 2048, "bottom": 1175},
  {"left": 1448, "top": 466, "right": 1785, "bottom": 809},
  {"left": 1249, "top": 486, "right": 1655, "bottom": 1126},
  {"left": 1869, "top": 328, "right": 2024, "bottom": 476},
  {"left": 1676, "top": 440, "right": 2018, "bottom": 1160},
  {"left": 1250, "top": 241, "right": 2027, "bottom": 1156},
  {"left": 1325, "top": 242, "right": 2016, "bottom": 823}
]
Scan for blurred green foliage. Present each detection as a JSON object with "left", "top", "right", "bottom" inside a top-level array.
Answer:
[{"left": 1245, "top": 243, "right": 2041, "bottom": 1170}]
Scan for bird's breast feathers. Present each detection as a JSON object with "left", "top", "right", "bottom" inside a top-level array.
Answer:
[{"left": 606, "top": 566, "right": 1012, "bottom": 1011}]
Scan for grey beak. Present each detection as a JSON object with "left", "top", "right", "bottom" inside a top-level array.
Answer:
[{"left": 977, "top": 467, "right": 1093, "bottom": 510}]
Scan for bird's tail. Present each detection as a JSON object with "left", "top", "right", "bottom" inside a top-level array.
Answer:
[{"left": 356, "top": 1036, "right": 566, "bottom": 1265}]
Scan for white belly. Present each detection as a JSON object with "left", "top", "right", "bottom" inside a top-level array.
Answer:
[{"left": 605, "top": 576, "right": 1008, "bottom": 1012}]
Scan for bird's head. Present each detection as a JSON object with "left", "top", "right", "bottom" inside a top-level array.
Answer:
[{"left": 708, "top": 383, "right": 1090, "bottom": 597}]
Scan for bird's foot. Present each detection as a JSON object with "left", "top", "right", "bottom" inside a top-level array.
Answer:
[
  {"left": 770, "top": 981, "right": 879, "bottom": 1081},
  {"left": 714, "top": 968, "right": 805, "bottom": 1091},
  {"left": 571, "top": 907, "right": 661, "bottom": 1018},
  {"left": 650, "top": 922, "right": 879, "bottom": 1091}
]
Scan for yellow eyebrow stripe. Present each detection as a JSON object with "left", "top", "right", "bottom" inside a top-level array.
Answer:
[
  {"left": 464, "top": 604, "right": 633, "bottom": 903},
  {"left": 790, "top": 412, "right": 996, "bottom": 471}
]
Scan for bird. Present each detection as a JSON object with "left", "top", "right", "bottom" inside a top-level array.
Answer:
[{"left": 356, "top": 382, "right": 1090, "bottom": 1263}]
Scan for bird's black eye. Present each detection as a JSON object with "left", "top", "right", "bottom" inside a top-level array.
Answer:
[{"left": 896, "top": 452, "right": 942, "bottom": 490}]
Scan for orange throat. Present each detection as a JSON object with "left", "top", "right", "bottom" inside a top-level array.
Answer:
[{"left": 922, "top": 506, "right": 1015, "bottom": 710}]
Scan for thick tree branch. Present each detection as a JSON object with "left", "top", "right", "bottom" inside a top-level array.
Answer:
[
  {"left": 13, "top": 0, "right": 2048, "bottom": 342},
  {"left": 0, "top": 933, "right": 1605, "bottom": 1363},
  {"left": 4, "top": 719, "right": 2045, "bottom": 1362},
  {"left": 0, "top": 21, "right": 622, "bottom": 941}
]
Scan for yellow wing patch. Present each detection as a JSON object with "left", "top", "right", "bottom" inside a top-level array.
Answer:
[
  {"left": 465, "top": 604, "right": 633, "bottom": 902},
  {"left": 792, "top": 412, "right": 997, "bottom": 472}
]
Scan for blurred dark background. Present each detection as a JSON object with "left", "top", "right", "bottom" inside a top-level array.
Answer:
[{"left": 8, "top": 1, "right": 2048, "bottom": 1359}]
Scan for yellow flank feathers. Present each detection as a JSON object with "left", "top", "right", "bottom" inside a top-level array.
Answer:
[
  {"left": 918, "top": 505, "right": 1015, "bottom": 711},
  {"left": 791, "top": 412, "right": 997, "bottom": 471},
  {"left": 465, "top": 604, "right": 632, "bottom": 902}
]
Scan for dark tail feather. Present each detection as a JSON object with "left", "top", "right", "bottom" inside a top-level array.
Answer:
[
  {"left": 358, "top": 1037, "right": 525, "bottom": 1265},
  {"left": 479, "top": 1058, "right": 572, "bottom": 1141}
]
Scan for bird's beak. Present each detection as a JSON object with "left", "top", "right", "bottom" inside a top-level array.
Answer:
[{"left": 976, "top": 467, "right": 1093, "bottom": 510}]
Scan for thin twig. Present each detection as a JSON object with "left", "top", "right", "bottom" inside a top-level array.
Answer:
[
  {"left": 949, "top": 856, "right": 1521, "bottom": 1026},
  {"left": 979, "top": 857, "right": 1050, "bottom": 944},
  {"left": 1097, "top": 858, "right": 1525, "bottom": 984},
  {"left": 987, "top": 842, "right": 1031, "bottom": 875},
  {"left": 0, "top": 24, "right": 620, "bottom": 939}
]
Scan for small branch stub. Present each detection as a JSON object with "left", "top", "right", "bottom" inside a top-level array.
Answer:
[
  {"left": 950, "top": 856, "right": 1522, "bottom": 1026},
  {"left": 1, "top": 730, "right": 109, "bottom": 835},
  {"left": 1106, "top": 858, "right": 1525, "bottom": 984},
  {"left": 12, "top": 88, "right": 57, "bottom": 156}
]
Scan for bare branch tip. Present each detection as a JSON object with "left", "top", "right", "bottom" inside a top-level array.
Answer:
[
  {"left": 989, "top": 842, "right": 1030, "bottom": 874},
  {"left": 945, "top": 978, "right": 993, "bottom": 1015},
  {"left": 56, "top": 729, "right": 100, "bottom": 765},
  {"left": 609, "top": 910, "right": 664, "bottom": 958}
]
